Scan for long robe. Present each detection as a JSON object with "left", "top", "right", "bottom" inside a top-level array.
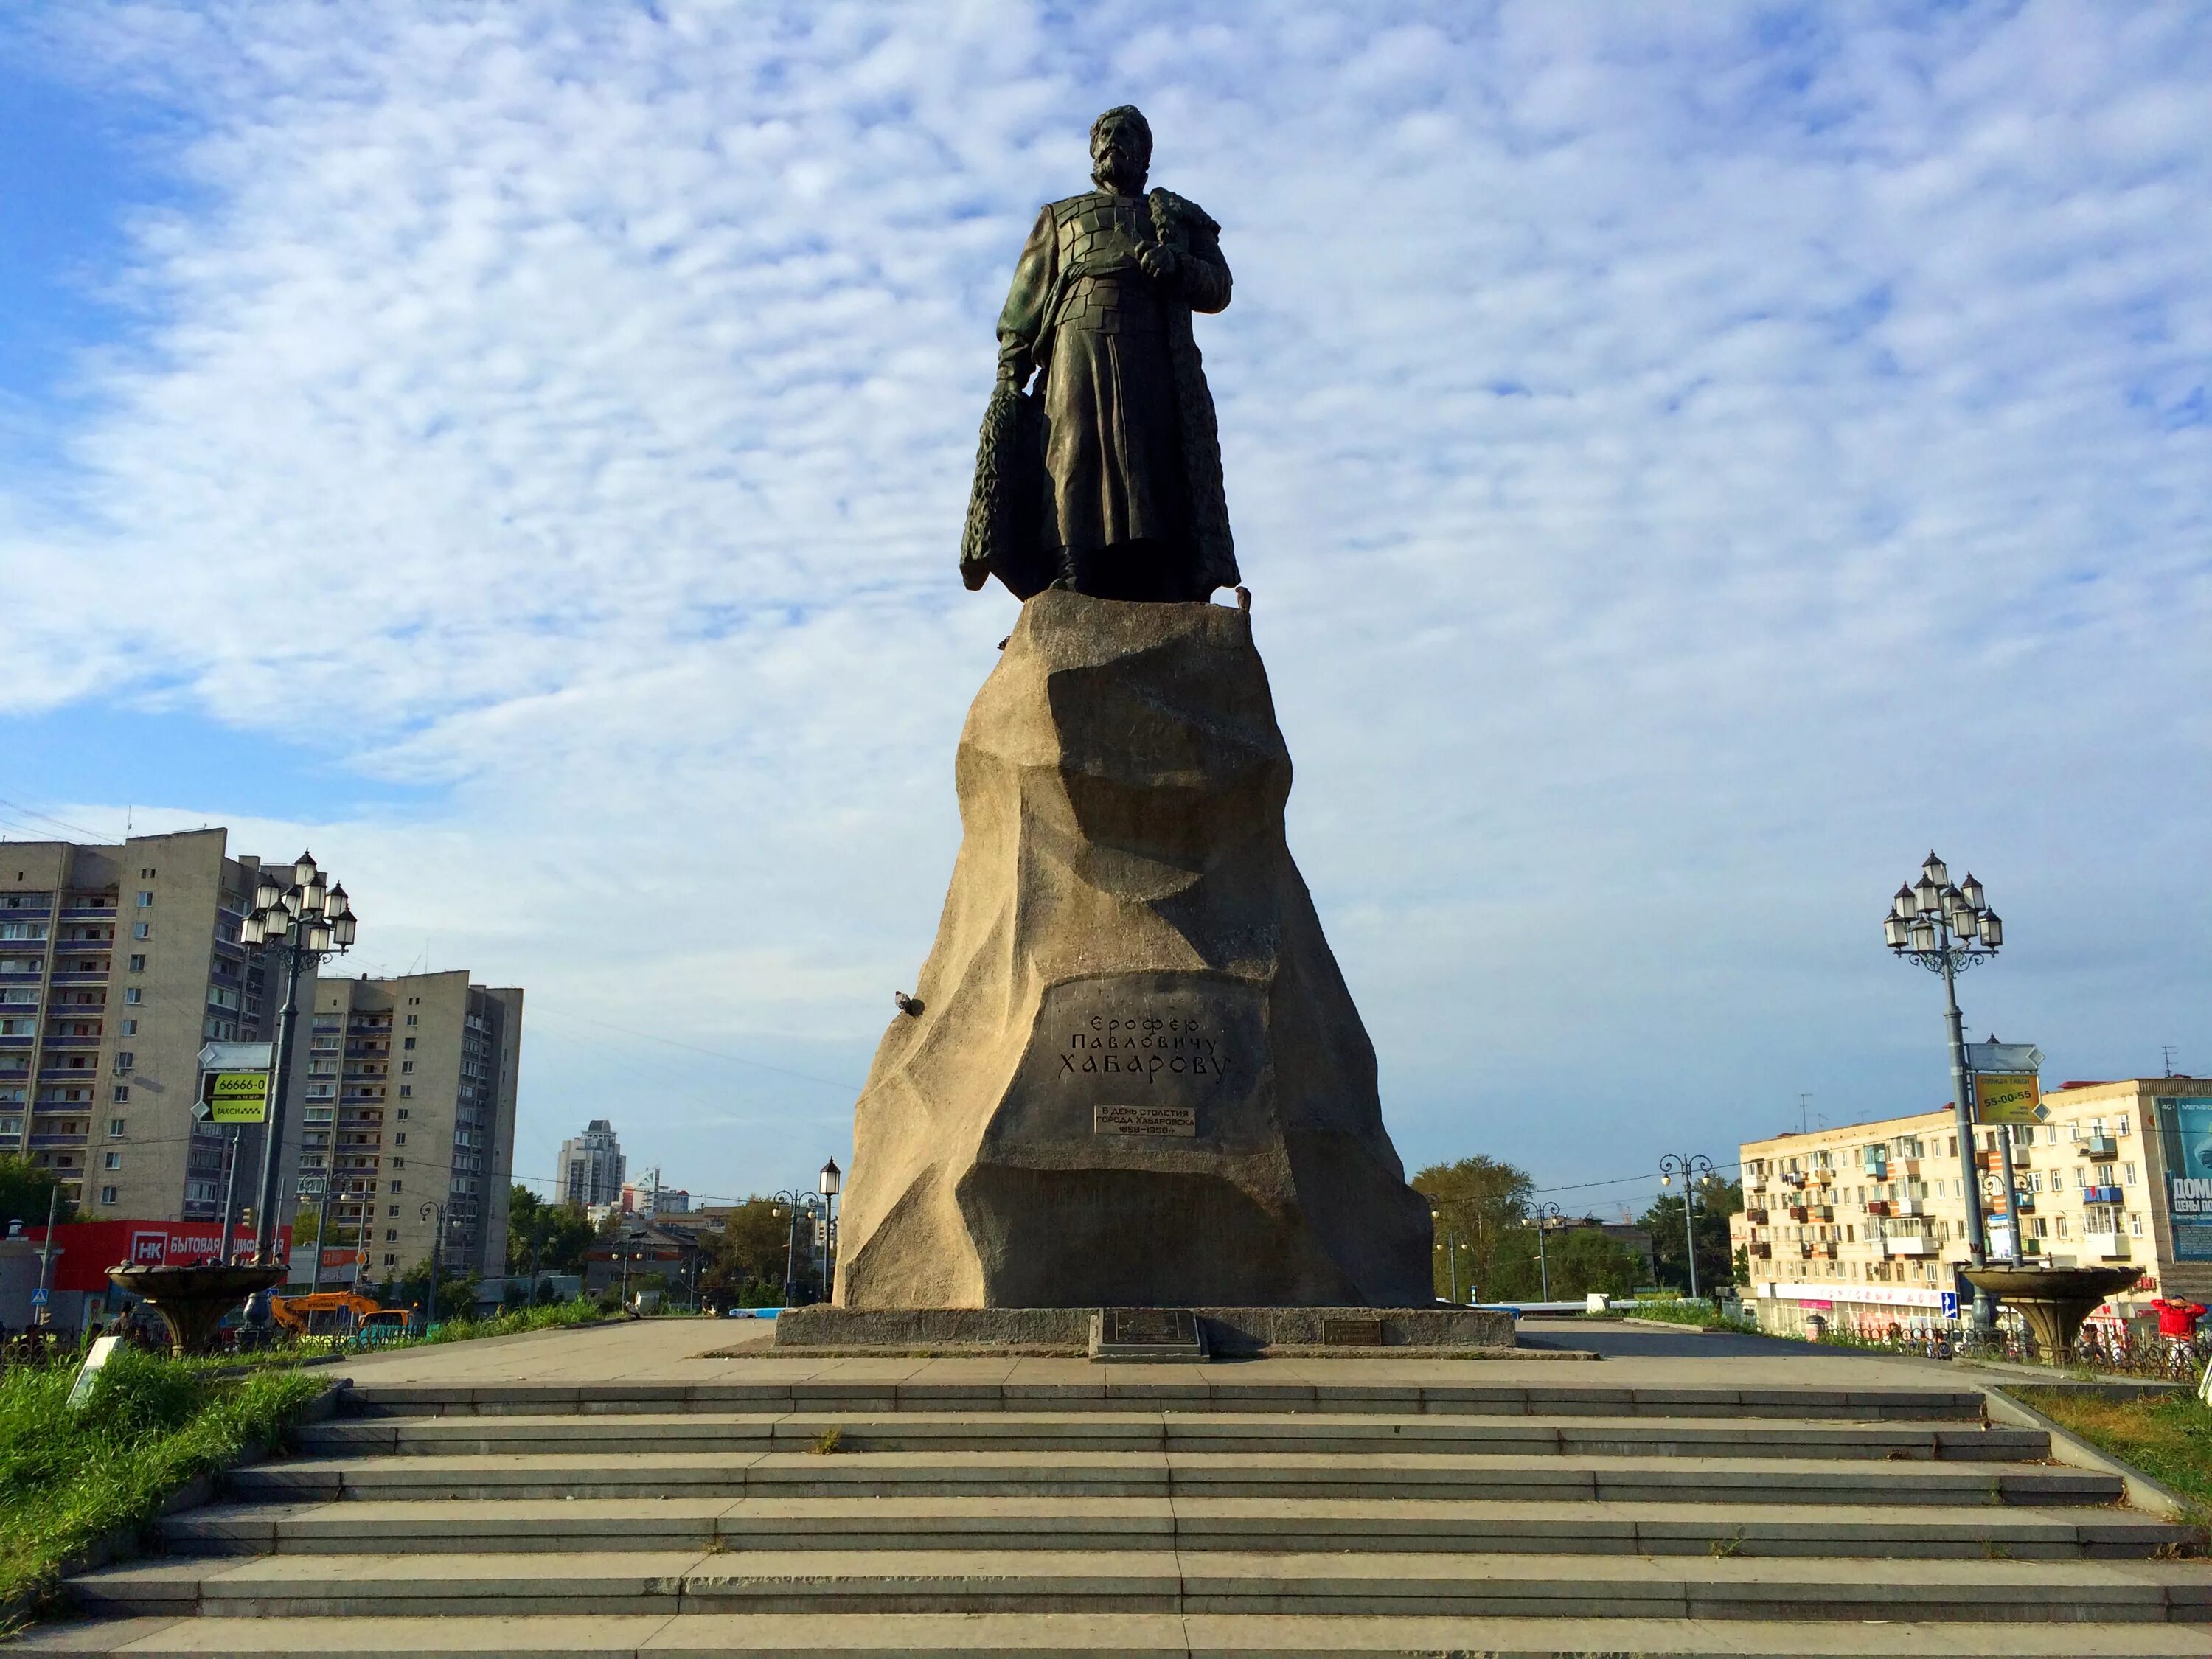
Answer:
[{"left": 961, "top": 188, "right": 1237, "bottom": 601}]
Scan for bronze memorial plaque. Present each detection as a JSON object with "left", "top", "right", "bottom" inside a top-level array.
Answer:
[
  {"left": 1093, "top": 1102, "right": 1198, "bottom": 1136},
  {"left": 1321, "top": 1318, "right": 1384, "bottom": 1347},
  {"left": 1105, "top": 1307, "right": 1200, "bottom": 1348}
]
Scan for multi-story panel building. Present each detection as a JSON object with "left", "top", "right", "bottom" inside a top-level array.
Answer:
[
  {"left": 1, "top": 830, "right": 314, "bottom": 1223},
  {"left": 1734, "top": 1077, "right": 2211, "bottom": 1336},
  {"left": 299, "top": 970, "right": 523, "bottom": 1286},
  {"left": 559, "top": 1119, "right": 624, "bottom": 1208}
]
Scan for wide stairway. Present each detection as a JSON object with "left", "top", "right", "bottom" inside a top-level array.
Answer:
[{"left": 45, "top": 1372, "right": 2212, "bottom": 1656}]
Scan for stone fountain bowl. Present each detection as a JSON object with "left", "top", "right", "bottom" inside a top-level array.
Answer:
[
  {"left": 108, "top": 1262, "right": 288, "bottom": 1356},
  {"left": 1961, "top": 1264, "right": 2143, "bottom": 1360}
]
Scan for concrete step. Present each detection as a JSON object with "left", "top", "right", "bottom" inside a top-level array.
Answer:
[
  {"left": 299, "top": 1408, "right": 2046, "bottom": 1462},
  {"left": 340, "top": 1380, "right": 1989, "bottom": 1421},
  {"left": 160, "top": 1494, "right": 2196, "bottom": 1559},
  {"left": 228, "top": 1448, "right": 2123, "bottom": 1506},
  {"left": 65, "top": 1547, "right": 2212, "bottom": 1620},
  {"left": 21, "top": 1613, "right": 2212, "bottom": 1658}
]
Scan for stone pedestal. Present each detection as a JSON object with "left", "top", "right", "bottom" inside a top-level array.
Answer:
[{"left": 834, "top": 591, "right": 1433, "bottom": 1310}]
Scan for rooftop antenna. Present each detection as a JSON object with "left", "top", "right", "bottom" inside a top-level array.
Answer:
[
  {"left": 2164, "top": 1046, "right": 2179, "bottom": 1077},
  {"left": 1799, "top": 1093, "right": 1812, "bottom": 1135}
]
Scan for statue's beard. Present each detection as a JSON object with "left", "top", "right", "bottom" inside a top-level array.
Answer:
[{"left": 1092, "top": 149, "right": 1147, "bottom": 195}]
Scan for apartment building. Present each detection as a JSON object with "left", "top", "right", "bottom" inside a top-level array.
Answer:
[
  {"left": 1, "top": 830, "right": 315, "bottom": 1224},
  {"left": 298, "top": 970, "right": 523, "bottom": 1286},
  {"left": 1733, "top": 1077, "right": 2212, "bottom": 1336},
  {"left": 559, "top": 1119, "right": 625, "bottom": 1208}
]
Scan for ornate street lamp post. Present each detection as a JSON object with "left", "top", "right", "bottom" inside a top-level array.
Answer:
[
  {"left": 772, "top": 1191, "right": 824, "bottom": 1307},
  {"left": 240, "top": 852, "right": 358, "bottom": 1271},
  {"left": 1429, "top": 1208, "right": 1462, "bottom": 1304},
  {"left": 1658, "top": 1153, "right": 1717, "bottom": 1301},
  {"left": 419, "top": 1199, "right": 448, "bottom": 1330},
  {"left": 1884, "top": 851, "right": 2004, "bottom": 1328},
  {"left": 818, "top": 1159, "right": 841, "bottom": 1298},
  {"left": 1528, "top": 1201, "right": 1564, "bottom": 1301}
]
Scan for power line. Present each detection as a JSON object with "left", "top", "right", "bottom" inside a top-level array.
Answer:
[
  {"left": 1527, "top": 1158, "right": 1745, "bottom": 1198},
  {"left": 539, "top": 1008, "right": 862, "bottom": 1094},
  {"left": 0, "top": 798, "right": 125, "bottom": 844}
]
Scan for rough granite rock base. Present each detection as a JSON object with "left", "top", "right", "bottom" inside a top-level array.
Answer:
[
  {"left": 776, "top": 1304, "right": 1517, "bottom": 1354},
  {"left": 833, "top": 590, "right": 1434, "bottom": 1310}
]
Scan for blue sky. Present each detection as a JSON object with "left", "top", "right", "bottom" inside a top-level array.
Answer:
[{"left": 2, "top": 1, "right": 2207, "bottom": 1221}]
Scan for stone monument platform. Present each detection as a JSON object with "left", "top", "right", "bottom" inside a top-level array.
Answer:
[
  {"left": 834, "top": 591, "right": 1434, "bottom": 1312},
  {"left": 773, "top": 1304, "right": 1518, "bottom": 1358}
]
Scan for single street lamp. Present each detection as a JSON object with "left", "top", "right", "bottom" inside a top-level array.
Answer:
[
  {"left": 1883, "top": 851, "right": 2004, "bottom": 1327},
  {"left": 1429, "top": 1208, "right": 1465, "bottom": 1304},
  {"left": 771, "top": 1190, "right": 824, "bottom": 1307},
  {"left": 818, "top": 1159, "right": 841, "bottom": 1298},
  {"left": 240, "top": 851, "right": 358, "bottom": 1269},
  {"left": 1527, "top": 1201, "right": 1564, "bottom": 1301},
  {"left": 1658, "top": 1153, "right": 1717, "bottom": 1301}
]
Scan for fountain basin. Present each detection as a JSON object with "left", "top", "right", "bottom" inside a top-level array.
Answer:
[
  {"left": 108, "top": 1262, "right": 288, "bottom": 1356},
  {"left": 1962, "top": 1264, "right": 2142, "bottom": 1360}
]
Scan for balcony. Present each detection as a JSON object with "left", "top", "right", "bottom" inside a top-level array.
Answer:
[
  {"left": 2081, "top": 1135, "right": 2118, "bottom": 1160},
  {"left": 1787, "top": 1206, "right": 1809, "bottom": 1222},
  {"left": 1749, "top": 1242, "right": 1772, "bottom": 1259},
  {"left": 2083, "top": 1231, "right": 2129, "bottom": 1260},
  {"left": 1810, "top": 1206, "right": 1834, "bottom": 1222},
  {"left": 1883, "top": 1237, "right": 1933, "bottom": 1258},
  {"left": 1743, "top": 1208, "right": 1769, "bottom": 1224},
  {"left": 2084, "top": 1186, "right": 2126, "bottom": 1206},
  {"left": 2013, "top": 1194, "right": 2035, "bottom": 1214},
  {"left": 1865, "top": 1200, "right": 1891, "bottom": 1217}
]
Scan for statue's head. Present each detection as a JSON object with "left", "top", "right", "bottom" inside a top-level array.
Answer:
[{"left": 1089, "top": 105, "right": 1152, "bottom": 195}]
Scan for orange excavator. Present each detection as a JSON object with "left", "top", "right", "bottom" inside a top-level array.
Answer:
[{"left": 269, "top": 1290, "right": 410, "bottom": 1339}]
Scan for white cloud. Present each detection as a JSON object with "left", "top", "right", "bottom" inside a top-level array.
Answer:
[{"left": 7, "top": 1, "right": 2210, "bottom": 1205}]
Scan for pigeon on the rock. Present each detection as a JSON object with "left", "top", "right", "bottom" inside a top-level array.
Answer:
[{"left": 894, "top": 991, "right": 925, "bottom": 1017}]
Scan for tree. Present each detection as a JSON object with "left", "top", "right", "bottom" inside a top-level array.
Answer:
[
  {"left": 507, "top": 1185, "right": 599, "bottom": 1276},
  {"left": 378, "top": 1255, "right": 479, "bottom": 1324},
  {"left": 1413, "top": 1156, "right": 1540, "bottom": 1302},
  {"left": 1639, "top": 1176, "right": 1742, "bottom": 1295},
  {"left": 1542, "top": 1223, "right": 1647, "bottom": 1299},
  {"left": 0, "top": 1155, "right": 77, "bottom": 1229},
  {"left": 702, "top": 1198, "right": 813, "bottom": 1307}
]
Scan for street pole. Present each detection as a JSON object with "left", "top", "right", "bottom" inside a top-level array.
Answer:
[
  {"left": 218, "top": 1126, "right": 241, "bottom": 1265},
  {"left": 34, "top": 1183, "right": 58, "bottom": 1329},
  {"left": 1658, "top": 1155, "right": 1716, "bottom": 1301},
  {"left": 1529, "top": 1202, "right": 1562, "bottom": 1303},
  {"left": 252, "top": 949, "right": 307, "bottom": 1267},
  {"left": 306, "top": 1185, "right": 332, "bottom": 1298},
  {"left": 1889, "top": 858, "right": 2002, "bottom": 1332}
]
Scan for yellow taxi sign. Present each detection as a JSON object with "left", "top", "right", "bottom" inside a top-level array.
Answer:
[{"left": 206, "top": 1070, "right": 270, "bottom": 1124}]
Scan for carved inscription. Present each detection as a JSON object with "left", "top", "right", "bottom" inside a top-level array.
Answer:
[
  {"left": 1094, "top": 1103, "right": 1197, "bottom": 1138},
  {"left": 1322, "top": 1318, "right": 1384, "bottom": 1347},
  {"left": 1061, "top": 1013, "right": 1225, "bottom": 1083}
]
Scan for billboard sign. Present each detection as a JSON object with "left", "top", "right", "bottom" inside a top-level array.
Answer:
[
  {"left": 2158, "top": 1099, "right": 2212, "bottom": 1262},
  {"left": 1972, "top": 1072, "right": 2044, "bottom": 1127},
  {"left": 203, "top": 1071, "right": 269, "bottom": 1124}
]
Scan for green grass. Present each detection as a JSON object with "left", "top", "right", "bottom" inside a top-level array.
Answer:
[
  {"left": 2007, "top": 1385, "right": 2212, "bottom": 1512},
  {"left": 417, "top": 1295, "right": 611, "bottom": 1346},
  {"left": 0, "top": 1347, "right": 327, "bottom": 1615}
]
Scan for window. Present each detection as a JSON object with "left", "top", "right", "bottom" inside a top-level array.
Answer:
[
  {"left": 2130, "top": 1214, "right": 2144, "bottom": 1237},
  {"left": 397, "top": 1107, "right": 410, "bottom": 1119},
  {"left": 121, "top": 1019, "right": 137, "bottom": 1036},
  {"left": 2124, "top": 1163, "right": 2138, "bottom": 1185},
  {"left": 115, "top": 1051, "right": 133, "bottom": 1070},
  {"left": 132, "top": 922, "right": 149, "bottom": 939},
  {"left": 391, "top": 1180, "right": 402, "bottom": 1192},
  {"left": 128, "top": 955, "right": 145, "bottom": 973},
  {"left": 388, "top": 1206, "right": 399, "bottom": 1217},
  {"left": 398, "top": 1088, "right": 411, "bottom": 1100},
  {"left": 2118, "top": 1116, "right": 2132, "bottom": 1135},
  {"left": 382, "top": 1253, "right": 397, "bottom": 1267},
  {"left": 394, "top": 1132, "right": 407, "bottom": 1145},
  {"left": 385, "top": 1228, "right": 397, "bottom": 1242},
  {"left": 103, "top": 1152, "right": 120, "bottom": 1170},
  {"left": 135, "top": 891, "right": 153, "bottom": 908},
  {"left": 401, "top": 1060, "right": 413, "bottom": 1074},
  {"left": 406, "top": 1013, "right": 417, "bottom": 1025},
  {"left": 100, "top": 1186, "right": 118, "bottom": 1205},
  {"left": 403, "top": 1036, "right": 416, "bottom": 1049},
  {"left": 108, "top": 1118, "right": 125, "bottom": 1136}
]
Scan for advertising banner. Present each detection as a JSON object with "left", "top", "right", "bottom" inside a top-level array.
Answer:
[
  {"left": 204, "top": 1071, "right": 269, "bottom": 1124},
  {"left": 27, "top": 1221, "right": 291, "bottom": 1293},
  {"left": 1972, "top": 1072, "right": 2043, "bottom": 1126},
  {"left": 2158, "top": 1099, "right": 2212, "bottom": 1262}
]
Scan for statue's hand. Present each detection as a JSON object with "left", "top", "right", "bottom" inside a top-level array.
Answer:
[{"left": 1138, "top": 243, "right": 1180, "bottom": 284}]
